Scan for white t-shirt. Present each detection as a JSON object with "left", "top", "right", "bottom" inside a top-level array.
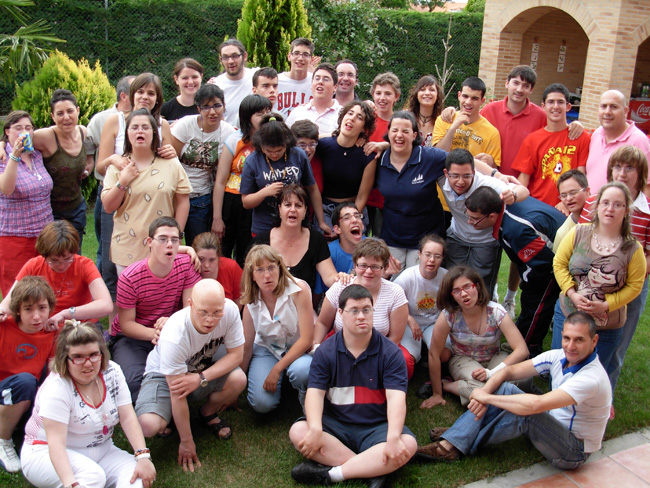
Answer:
[
  {"left": 394, "top": 265, "right": 447, "bottom": 329},
  {"left": 533, "top": 349, "right": 611, "bottom": 453},
  {"left": 277, "top": 72, "right": 313, "bottom": 118},
  {"left": 441, "top": 171, "right": 510, "bottom": 244},
  {"left": 325, "top": 277, "right": 408, "bottom": 337},
  {"left": 286, "top": 99, "right": 342, "bottom": 136},
  {"left": 145, "top": 300, "right": 244, "bottom": 376},
  {"left": 208, "top": 67, "right": 256, "bottom": 127},
  {"left": 24, "top": 361, "right": 132, "bottom": 449},
  {"left": 171, "top": 114, "right": 235, "bottom": 197}
]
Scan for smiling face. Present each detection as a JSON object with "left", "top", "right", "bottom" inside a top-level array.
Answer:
[
  {"left": 558, "top": 177, "right": 588, "bottom": 216},
  {"left": 387, "top": 117, "right": 417, "bottom": 155},
  {"left": 598, "top": 91, "right": 628, "bottom": 135},
  {"left": 279, "top": 193, "right": 307, "bottom": 227},
  {"left": 174, "top": 67, "right": 202, "bottom": 98},
  {"left": 417, "top": 84, "right": 438, "bottom": 109},
  {"left": 334, "top": 206, "right": 364, "bottom": 245},
  {"left": 127, "top": 114, "right": 154, "bottom": 149},
  {"left": 133, "top": 82, "right": 158, "bottom": 111},
  {"left": 220, "top": 45, "right": 247, "bottom": 78},
  {"left": 197, "top": 248, "right": 219, "bottom": 280},
  {"left": 372, "top": 84, "right": 398, "bottom": 120},
  {"left": 505, "top": 76, "right": 533, "bottom": 105},
  {"left": 418, "top": 241, "right": 444, "bottom": 279},
  {"left": 457, "top": 86, "right": 484, "bottom": 118},
  {"left": 354, "top": 256, "right": 384, "bottom": 289},
  {"left": 17, "top": 298, "right": 50, "bottom": 334},
  {"left": 562, "top": 321, "right": 597, "bottom": 367},
  {"left": 596, "top": 187, "right": 627, "bottom": 228},
  {"left": 312, "top": 68, "right": 337, "bottom": 102},
  {"left": 198, "top": 96, "right": 225, "bottom": 128},
  {"left": 445, "top": 162, "right": 475, "bottom": 196},
  {"left": 288, "top": 45, "right": 312, "bottom": 77},
  {"left": 5, "top": 116, "right": 34, "bottom": 147},
  {"left": 253, "top": 76, "right": 279, "bottom": 106},
  {"left": 252, "top": 258, "right": 280, "bottom": 293},
  {"left": 340, "top": 105, "right": 367, "bottom": 138},
  {"left": 51, "top": 100, "right": 79, "bottom": 131},
  {"left": 451, "top": 276, "right": 478, "bottom": 309},
  {"left": 67, "top": 342, "right": 102, "bottom": 385},
  {"left": 335, "top": 63, "right": 357, "bottom": 96},
  {"left": 542, "top": 91, "right": 570, "bottom": 124}
]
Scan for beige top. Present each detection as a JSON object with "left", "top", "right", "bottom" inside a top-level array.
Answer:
[{"left": 102, "top": 156, "right": 192, "bottom": 266}]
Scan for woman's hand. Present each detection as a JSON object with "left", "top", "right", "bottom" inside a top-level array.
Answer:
[
  {"left": 263, "top": 366, "right": 282, "bottom": 393},
  {"left": 131, "top": 458, "right": 156, "bottom": 487},
  {"left": 440, "top": 107, "right": 456, "bottom": 124},
  {"left": 105, "top": 155, "right": 130, "bottom": 172},
  {"left": 10, "top": 134, "right": 27, "bottom": 160},
  {"left": 157, "top": 144, "right": 177, "bottom": 159},
  {"left": 582, "top": 299, "right": 609, "bottom": 314},
  {"left": 407, "top": 317, "right": 422, "bottom": 341},
  {"left": 568, "top": 289, "right": 590, "bottom": 310},
  {"left": 318, "top": 221, "right": 333, "bottom": 237},
  {"left": 364, "top": 141, "right": 388, "bottom": 157},
  {"left": 471, "top": 367, "right": 488, "bottom": 382},
  {"left": 382, "top": 255, "right": 402, "bottom": 279},
  {"left": 335, "top": 271, "right": 353, "bottom": 286},
  {"left": 264, "top": 182, "right": 284, "bottom": 198},
  {"left": 0, "top": 307, "right": 9, "bottom": 322},
  {"left": 420, "top": 393, "right": 446, "bottom": 409},
  {"left": 184, "top": 246, "right": 201, "bottom": 272},
  {"left": 212, "top": 218, "right": 225, "bottom": 239},
  {"left": 46, "top": 312, "right": 67, "bottom": 331},
  {"left": 119, "top": 160, "right": 139, "bottom": 187}
]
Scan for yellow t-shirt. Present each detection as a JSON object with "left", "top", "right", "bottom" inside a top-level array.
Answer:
[{"left": 432, "top": 114, "right": 502, "bottom": 166}]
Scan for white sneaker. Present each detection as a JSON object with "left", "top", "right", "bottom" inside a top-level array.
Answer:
[
  {"left": 0, "top": 438, "right": 21, "bottom": 473},
  {"left": 502, "top": 299, "right": 516, "bottom": 319}
]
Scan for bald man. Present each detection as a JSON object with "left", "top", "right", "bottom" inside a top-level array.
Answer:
[
  {"left": 585, "top": 90, "right": 650, "bottom": 193},
  {"left": 135, "top": 279, "right": 247, "bottom": 472}
]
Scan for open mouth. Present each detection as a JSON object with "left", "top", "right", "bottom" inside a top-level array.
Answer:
[{"left": 350, "top": 225, "right": 362, "bottom": 238}]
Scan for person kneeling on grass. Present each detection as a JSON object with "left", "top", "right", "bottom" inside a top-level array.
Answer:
[
  {"left": 289, "top": 285, "right": 416, "bottom": 488},
  {"left": 135, "top": 279, "right": 247, "bottom": 472},
  {"left": 417, "top": 311, "right": 611, "bottom": 470}
]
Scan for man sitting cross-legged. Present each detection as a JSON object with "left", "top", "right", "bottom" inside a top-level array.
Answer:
[
  {"left": 417, "top": 311, "right": 611, "bottom": 470},
  {"left": 289, "top": 284, "right": 416, "bottom": 488}
]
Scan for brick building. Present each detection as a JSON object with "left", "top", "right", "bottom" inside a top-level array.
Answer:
[{"left": 478, "top": 0, "right": 650, "bottom": 130}]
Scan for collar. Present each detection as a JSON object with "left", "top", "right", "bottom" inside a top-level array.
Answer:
[
  {"left": 601, "top": 121, "right": 639, "bottom": 145},
  {"left": 502, "top": 96, "right": 533, "bottom": 117},
  {"left": 380, "top": 145, "right": 422, "bottom": 169},
  {"left": 307, "top": 98, "right": 340, "bottom": 115},
  {"left": 633, "top": 191, "right": 650, "bottom": 214},
  {"left": 491, "top": 204, "right": 506, "bottom": 240},
  {"left": 442, "top": 172, "right": 479, "bottom": 201},
  {"left": 251, "top": 278, "right": 302, "bottom": 314},
  {"left": 560, "top": 350, "right": 598, "bottom": 375},
  {"left": 335, "top": 326, "right": 381, "bottom": 358}
]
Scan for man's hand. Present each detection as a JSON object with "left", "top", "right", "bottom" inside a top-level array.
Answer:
[
  {"left": 567, "top": 121, "right": 585, "bottom": 140},
  {"left": 151, "top": 316, "right": 168, "bottom": 345},
  {"left": 471, "top": 367, "right": 488, "bottom": 382},
  {"left": 263, "top": 367, "right": 282, "bottom": 393},
  {"left": 407, "top": 317, "right": 422, "bottom": 341},
  {"left": 420, "top": 393, "right": 446, "bottom": 409},
  {"left": 555, "top": 201, "right": 570, "bottom": 216},
  {"left": 475, "top": 153, "right": 495, "bottom": 167},
  {"left": 178, "top": 439, "right": 201, "bottom": 472},
  {"left": 440, "top": 106, "right": 456, "bottom": 123},
  {"left": 495, "top": 173, "right": 520, "bottom": 185},
  {"left": 467, "top": 398, "right": 488, "bottom": 420},
  {"left": 382, "top": 437, "right": 411, "bottom": 468},
  {"left": 499, "top": 188, "right": 516, "bottom": 205},
  {"left": 298, "top": 428, "right": 325, "bottom": 459},
  {"left": 169, "top": 373, "right": 201, "bottom": 399},
  {"left": 453, "top": 110, "right": 471, "bottom": 127}
]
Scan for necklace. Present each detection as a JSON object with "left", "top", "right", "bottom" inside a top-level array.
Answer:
[
  {"left": 52, "top": 266, "right": 72, "bottom": 298},
  {"left": 418, "top": 113, "right": 433, "bottom": 124},
  {"left": 74, "top": 376, "right": 111, "bottom": 436},
  {"left": 265, "top": 152, "right": 288, "bottom": 181},
  {"left": 592, "top": 233, "right": 622, "bottom": 253}
]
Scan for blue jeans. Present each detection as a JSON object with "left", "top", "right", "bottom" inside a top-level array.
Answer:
[
  {"left": 95, "top": 186, "right": 103, "bottom": 271},
  {"left": 53, "top": 199, "right": 87, "bottom": 254},
  {"left": 100, "top": 206, "right": 118, "bottom": 301},
  {"left": 0, "top": 373, "right": 39, "bottom": 405},
  {"left": 442, "top": 382, "right": 588, "bottom": 470},
  {"left": 247, "top": 344, "right": 311, "bottom": 413},
  {"left": 185, "top": 193, "right": 213, "bottom": 247},
  {"left": 607, "top": 277, "right": 649, "bottom": 393},
  {"left": 551, "top": 299, "right": 565, "bottom": 350}
]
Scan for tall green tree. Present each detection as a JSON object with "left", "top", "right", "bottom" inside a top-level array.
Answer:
[
  {"left": 237, "top": 0, "right": 311, "bottom": 73},
  {"left": 0, "top": 0, "right": 64, "bottom": 84}
]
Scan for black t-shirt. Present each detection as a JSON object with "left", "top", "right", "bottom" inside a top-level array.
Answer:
[
  {"left": 161, "top": 97, "right": 198, "bottom": 123},
  {"left": 316, "top": 137, "right": 376, "bottom": 199}
]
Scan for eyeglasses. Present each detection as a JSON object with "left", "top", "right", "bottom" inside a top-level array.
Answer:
[
  {"left": 46, "top": 256, "right": 75, "bottom": 266},
  {"left": 291, "top": 51, "right": 312, "bottom": 59},
  {"left": 127, "top": 124, "right": 152, "bottom": 132},
  {"left": 196, "top": 309, "right": 223, "bottom": 319},
  {"left": 67, "top": 352, "right": 102, "bottom": 365},
  {"left": 297, "top": 142, "right": 318, "bottom": 151},
  {"left": 559, "top": 188, "right": 586, "bottom": 200},
  {"left": 313, "top": 75, "right": 333, "bottom": 84},
  {"left": 451, "top": 283, "right": 476, "bottom": 296},
  {"left": 338, "top": 212, "right": 363, "bottom": 223},
  {"left": 153, "top": 236, "right": 182, "bottom": 244},
  {"left": 598, "top": 201, "right": 626, "bottom": 210},
  {"left": 464, "top": 209, "right": 489, "bottom": 226},
  {"left": 10, "top": 125, "right": 33, "bottom": 132},
  {"left": 337, "top": 72, "right": 356, "bottom": 79},
  {"left": 611, "top": 165, "right": 636, "bottom": 174},
  {"left": 254, "top": 264, "right": 279, "bottom": 275},
  {"left": 447, "top": 174, "right": 474, "bottom": 182},
  {"left": 199, "top": 103, "right": 224, "bottom": 112},
  {"left": 342, "top": 307, "right": 373, "bottom": 316},
  {"left": 220, "top": 53, "right": 243, "bottom": 62},
  {"left": 356, "top": 263, "right": 384, "bottom": 272},
  {"left": 420, "top": 252, "right": 443, "bottom": 261}
]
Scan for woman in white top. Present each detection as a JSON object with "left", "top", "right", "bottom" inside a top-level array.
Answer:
[
  {"left": 240, "top": 244, "right": 313, "bottom": 413},
  {"left": 21, "top": 321, "right": 155, "bottom": 488}
]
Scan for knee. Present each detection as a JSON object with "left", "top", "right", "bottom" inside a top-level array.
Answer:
[
  {"left": 225, "top": 368, "right": 248, "bottom": 396},
  {"left": 247, "top": 386, "right": 279, "bottom": 414},
  {"left": 289, "top": 421, "right": 308, "bottom": 449},
  {"left": 138, "top": 414, "right": 166, "bottom": 438},
  {"left": 402, "top": 434, "right": 418, "bottom": 457},
  {"left": 76, "top": 463, "right": 107, "bottom": 488}
]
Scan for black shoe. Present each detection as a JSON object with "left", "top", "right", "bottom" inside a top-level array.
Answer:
[
  {"left": 366, "top": 475, "right": 387, "bottom": 488},
  {"left": 291, "top": 460, "right": 332, "bottom": 485},
  {"left": 416, "top": 381, "right": 432, "bottom": 399}
]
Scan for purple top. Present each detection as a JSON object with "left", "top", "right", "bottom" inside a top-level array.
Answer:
[{"left": 0, "top": 143, "right": 53, "bottom": 237}]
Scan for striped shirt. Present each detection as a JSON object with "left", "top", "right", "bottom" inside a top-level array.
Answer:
[
  {"left": 0, "top": 144, "right": 53, "bottom": 237},
  {"left": 579, "top": 192, "right": 650, "bottom": 253},
  {"left": 111, "top": 254, "right": 201, "bottom": 335}
]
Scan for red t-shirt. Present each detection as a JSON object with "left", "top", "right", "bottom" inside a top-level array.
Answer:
[
  {"left": 217, "top": 257, "right": 243, "bottom": 303},
  {"left": 0, "top": 317, "right": 56, "bottom": 382},
  {"left": 367, "top": 117, "right": 390, "bottom": 209},
  {"left": 512, "top": 127, "right": 591, "bottom": 206},
  {"left": 16, "top": 255, "right": 101, "bottom": 316}
]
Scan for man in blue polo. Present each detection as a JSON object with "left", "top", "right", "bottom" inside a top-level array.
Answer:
[
  {"left": 289, "top": 285, "right": 416, "bottom": 487},
  {"left": 464, "top": 186, "right": 565, "bottom": 356}
]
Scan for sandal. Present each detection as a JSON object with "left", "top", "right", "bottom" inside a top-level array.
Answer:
[
  {"left": 416, "top": 441, "right": 460, "bottom": 462},
  {"left": 428, "top": 427, "right": 448, "bottom": 442},
  {"left": 200, "top": 411, "right": 232, "bottom": 440}
]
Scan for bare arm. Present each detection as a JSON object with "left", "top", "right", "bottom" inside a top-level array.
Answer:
[
  {"left": 517, "top": 172, "right": 531, "bottom": 188},
  {"left": 241, "top": 181, "right": 283, "bottom": 209},
  {"left": 0, "top": 135, "right": 28, "bottom": 195},
  {"left": 421, "top": 313, "right": 449, "bottom": 408},
  {"left": 118, "top": 403, "right": 156, "bottom": 484},
  {"left": 497, "top": 314, "right": 529, "bottom": 365},
  {"left": 386, "top": 302, "right": 408, "bottom": 345},
  {"left": 171, "top": 135, "right": 185, "bottom": 158},
  {"left": 354, "top": 159, "right": 377, "bottom": 214},
  {"left": 166, "top": 373, "right": 201, "bottom": 472},
  {"left": 97, "top": 114, "right": 120, "bottom": 175},
  {"left": 313, "top": 297, "right": 336, "bottom": 345},
  {"left": 212, "top": 147, "right": 234, "bottom": 237},
  {"left": 315, "top": 257, "right": 339, "bottom": 288},
  {"left": 47, "top": 277, "right": 113, "bottom": 326},
  {"left": 42, "top": 418, "right": 77, "bottom": 486},
  {"left": 241, "top": 306, "right": 255, "bottom": 373},
  {"left": 306, "top": 183, "right": 331, "bottom": 235},
  {"left": 118, "top": 306, "right": 157, "bottom": 342},
  {"left": 174, "top": 192, "right": 190, "bottom": 230},
  {"left": 297, "top": 388, "right": 327, "bottom": 459},
  {"left": 383, "top": 389, "right": 413, "bottom": 468}
]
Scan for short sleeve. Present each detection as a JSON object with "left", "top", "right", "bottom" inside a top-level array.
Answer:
[
  {"left": 80, "top": 257, "right": 102, "bottom": 285},
  {"left": 325, "top": 280, "right": 345, "bottom": 309},
  {"left": 511, "top": 136, "right": 536, "bottom": 175},
  {"left": 311, "top": 231, "right": 331, "bottom": 265},
  {"left": 308, "top": 342, "right": 333, "bottom": 390},
  {"left": 381, "top": 341, "right": 408, "bottom": 392},
  {"left": 170, "top": 116, "right": 191, "bottom": 144},
  {"left": 432, "top": 117, "right": 452, "bottom": 145},
  {"left": 297, "top": 150, "right": 316, "bottom": 187},
  {"left": 38, "top": 375, "right": 73, "bottom": 424},
  {"left": 116, "top": 271, "right": 138, "bottom": 309},
  {"left": 173, "top": 160, "right": 192, "bottom": 195},
  {"left": 179, "top": 255, "right": 201, "bottom": 289},
  {"left": 102, "top": 165, "right": 120, "bottom": 193},
  {"left": 239, "top": 152, "right": 260, "bottom": 195},
  {"left": 107, "top": 362, "right": 133, "bottom": 407}
]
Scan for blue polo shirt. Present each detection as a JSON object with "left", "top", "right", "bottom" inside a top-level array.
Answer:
[
  {"left": 309, "top": 328, "right": 407, "bottom": 425},
  {"left": 239, "top": 147, "right": 316, "bottom": 234},
  {"left": 376, "top": 146, "right": 447, "bottom": 248}
]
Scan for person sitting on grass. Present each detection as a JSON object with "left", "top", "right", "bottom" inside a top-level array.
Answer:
[
  {"left": 289, "top": 284, "right": 416, "bottom": 487},
  {"left": 417, "top": 311, "right": 611, "bottom": 470},
  {"left": 136, "top": 279, "right": 246, "bottom": 472},
  {"left": 0, "top": 277, "right": 57, "bottom": 474}
]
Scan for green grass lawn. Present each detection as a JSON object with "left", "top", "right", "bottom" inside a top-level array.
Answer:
[{"left": 2, "top": 209, "right": 649, "bottom": 487}]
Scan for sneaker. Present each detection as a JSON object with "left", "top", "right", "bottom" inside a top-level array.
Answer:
[
  {"left": 291, "top": 460, "right": 332, "bottom": 485},
  {"left": 416, "top": 381, "right": 433, "bottom": 399},
  {"left": 0, "top": 438, "right": 20, "bottom": 473},
  {"left": 502, "top": 299, "right": 516, "bottom": 319}
]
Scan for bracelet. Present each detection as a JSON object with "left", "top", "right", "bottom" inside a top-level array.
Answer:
[
  {"left": 64, "top": 482, "right": 80, "bottom": 488},
  {"left": 485, "top": 362, "right": 507, "bottom": 379},
  {"left": 512, "top": 190, "right": 518, "bottom": 202},
  {"left": 490, "top": 168, "right": 498, "bottom": 177},
  {"left": 9, "top": 153, "right": 21, "bottom": 162},
  {"left": 134, "top": 448, "right": 150, "bottom": 457},
  {"left": 135, "top": 452, "right": 152, "bottom": 461}
]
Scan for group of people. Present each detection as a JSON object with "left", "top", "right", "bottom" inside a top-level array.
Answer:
[{"left": 1, "top": 32, "right": 650, "bottom": 488}]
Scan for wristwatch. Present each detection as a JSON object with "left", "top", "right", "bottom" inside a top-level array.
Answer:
[
  {"left": 199, "top": 372, "right": 208, "bottom": 388},
  {"left": 69, "top": 306, "right": 76, "bottom": 320},
  {"left": 116, "top": 181, "right": 128, "bottom": 191}
]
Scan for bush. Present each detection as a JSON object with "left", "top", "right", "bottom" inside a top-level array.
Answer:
[{"left": 13, "top": 50, "right": 115, "bottom": 201}]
